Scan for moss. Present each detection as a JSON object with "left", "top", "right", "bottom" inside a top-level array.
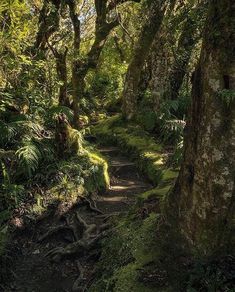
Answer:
[
  {"left": 113, "top": 263, "right": 154, "bottom": 292},
  {"left": 91, "top": 117, "right": 183, "bottom": 291},
  {"left": 84, "top": 149, "right": 110, "bottom": 192},
  {"left": 93, "top": 115, "right": 171, "bottom": 186},
  {"left": 93, "top": 116, "right": 178, "bottom": 186},
  {"left": 90, "top": 212, "right": 169, "bottom": 291}
]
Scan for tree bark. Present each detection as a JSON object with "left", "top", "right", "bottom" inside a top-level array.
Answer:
[
  {"left": 149, "top": 29, "right": 170, "bottom": 112},
  {"left": 34, "top": 0, "right": 61, "bottom": 53},
  {"left": 166, "top": 0, "right": 235, "bottom": 255},
  {"left": 121, "top": 0, "right": 171, "bottom": 120},
  {"left": 67, "top": 0, "right": 132, "bottom": 127},
  {"left": 167, "top": 2, "right": 206, "bottom": 100}
]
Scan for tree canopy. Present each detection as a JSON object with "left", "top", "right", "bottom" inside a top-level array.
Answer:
[{"left": 0, "top": 0, "right": 234, "bottom": 291}]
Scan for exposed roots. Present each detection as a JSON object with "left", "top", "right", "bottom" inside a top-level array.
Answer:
[
  {"left": 45, "top": 207, "right": 111, "bottom": 260},
  {"left": 46, "top": 212, "right": 107, "bottom": 262},
  {"left": 79, "top": 196, "right": 104, "bottom": 215},
  {"left": 95, "top": 211, "right": 122, "bottom": 221},
  {"left": 43, "top": 197, "right": 112, "bottom": 290},
  {"left": 38, "top": 225, "right": 73, "bottom": 242},
  {"left": 72, "top": 261, "right": 86, "bottom": 292}
]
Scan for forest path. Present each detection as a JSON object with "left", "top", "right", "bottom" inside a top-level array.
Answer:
[{"left": 2, "top": 146, "right": 152, "bottom": 292}]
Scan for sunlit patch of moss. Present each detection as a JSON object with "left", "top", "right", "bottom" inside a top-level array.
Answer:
[
  {"left": 66, "top": 125, "right": 84, "bottom": 155},
  {"left": 139, "top": 185, "right": 172, "bottom": 201},
  {"left": 85, "top": 150, "right": 110, "bottom": 192},
  {"left": 31, "top": 194, "right": 46, "bottom": 216},
  {"left": 93, "top": 116, "right": 169, "bottom": 186}
]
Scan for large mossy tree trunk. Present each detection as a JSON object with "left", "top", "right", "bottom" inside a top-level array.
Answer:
[
  {"left": 166, "top": 0, "right": 235, "bottom": 255},
  {"left": 149, "top": 30, "right": 170, "bottom": 112},
  {"left": 55, "top": 49, "right": 69, "bottom": 107},
  {"left": 121, "top": 0, "right": 172, "bottom": 120},
  {"left": 47, "top": 41, "right": 70, "bottom": 107},
  {"left": 166, "top": 1, "right": 206, "bottom": 101}
]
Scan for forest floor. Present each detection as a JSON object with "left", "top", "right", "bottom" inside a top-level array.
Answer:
[{"left": 1, "top": 145, "right": 152, "bottom": 292}]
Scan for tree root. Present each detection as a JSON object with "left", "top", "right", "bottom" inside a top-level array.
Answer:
[
  {"left": 72, "top": 261, "right": 86, "bottom": 292},
  {"left": 38, "top": 225, "right": 73, "bottom": 242},
  {"left": 78, "top": 196, "right": 104, "bottom": 214},
  {"left": 95, "top": 212, "right": 121, "bottom": 221},
  {"left": 46, "top": 211, "right": 108, "bottom": 262},
  {"left": 46, "top": 235, "right": 101, "bottom": 262},
  {"left": 44, "top": 198, "right": 112, "bottom": 290}
]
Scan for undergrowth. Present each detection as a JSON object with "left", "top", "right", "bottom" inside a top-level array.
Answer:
[{"left": 0, "top": 99, "right": 109, "bottom": 260}]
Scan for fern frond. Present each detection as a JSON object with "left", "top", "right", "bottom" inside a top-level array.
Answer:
[
  {"left": 0, "top": 121, "right": 18, "bottom": 146},
  {"left": 16, "top": 140, "right": 42, "bottom": 177},
  {"left": 33, "top": 138, "right": 55, "bottom": 163},
  {"left": 160, "top": 119, "right": 185, "bottom": 145}
]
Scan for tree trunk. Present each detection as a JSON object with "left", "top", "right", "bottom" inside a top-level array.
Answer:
[
  {"left": 121, "top": 0, "right": 171, "bottom": 120},
  {"left": 167, "top": 2, "right": 206, "bottom": 100},
  {"left": 55, "top": 49, "right": 70, "bottom": 107},
  {"left": 149, "top": 29, "right": 170, "bottom": 112},
  {"left": 67, "top": 0, "right": 119, "bottom": 127},
  {"left": 166, "top": 0, "right": 235, "bottom": 255},
  {"left": 34, "top": 0, "right": 61, "bottom": 52}
]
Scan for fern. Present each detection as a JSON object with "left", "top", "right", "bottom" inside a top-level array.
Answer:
[
  {"left": 0, "top": 118, "right": 45, "bottom": 146},
  {"left": 160, "top": 119, "right": 185, "bottom": 145},
  {"left": 16, "top": 140, "right": 42, "bottom": 177},
  {"left": 0, "top": 121, "right": 18, "bottom": 147},
  {"left": 22, "top": 121, "right": 45, "bottom": 137},
  {"left": 33, "top": 138, "right": 55, "bottom": 163}
]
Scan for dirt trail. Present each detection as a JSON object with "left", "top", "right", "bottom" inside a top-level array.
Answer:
[{"left": 1, "top": 146, "right": 152, "bottom": 292}]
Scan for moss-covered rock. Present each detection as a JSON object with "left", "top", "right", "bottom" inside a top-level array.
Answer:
[{"left": 84, "top": 149, "right": 110, "bottom": 192}]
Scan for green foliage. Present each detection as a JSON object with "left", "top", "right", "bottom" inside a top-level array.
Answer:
[
  {"left": 170, "top": 140, "right": 184, "bottom": 166},
  {"left": 16, "top": 140, "right": 42, "bottom": 177},
  {"left": 136, "top": 110, "right": 157, "bottom": 132},
  {"left": 0, "top": 120, "right": 18, "bottom": 147},
  {"left": 187, "top": 257, "right": 235, "bottom": 292},
  {"left": 160, "top": 119, "right": 185, "bottom": 146},
  {"left": 217, "top": 89, "right": 235, "bottom": 107},
  {"left": 46, "top": 106, "right": 74, "bottom": 125},
  {"left": 0, "top": 225, "right": 8, "bottom": 256},
  {"left": 0, "top": 160, "right": 25, "bottom": 216}
]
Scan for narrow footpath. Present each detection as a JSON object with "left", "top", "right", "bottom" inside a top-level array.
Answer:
[{"left": 1, "top": 146, "right": 152, "bottom": 292}]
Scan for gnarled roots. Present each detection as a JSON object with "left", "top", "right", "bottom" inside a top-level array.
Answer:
[{"left": 39, "top": 197, "right": 113, "bottom": 291}]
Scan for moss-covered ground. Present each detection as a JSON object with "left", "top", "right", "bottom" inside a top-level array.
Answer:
[
  {"left": 90, "top": 115, "right": 181, "bottom": 291},
  {"left": 92, "top": 114, "right": 178, "bottom": 186},
  {"left": 91, "top": 116, "right": 234, "bottom": 292}
]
